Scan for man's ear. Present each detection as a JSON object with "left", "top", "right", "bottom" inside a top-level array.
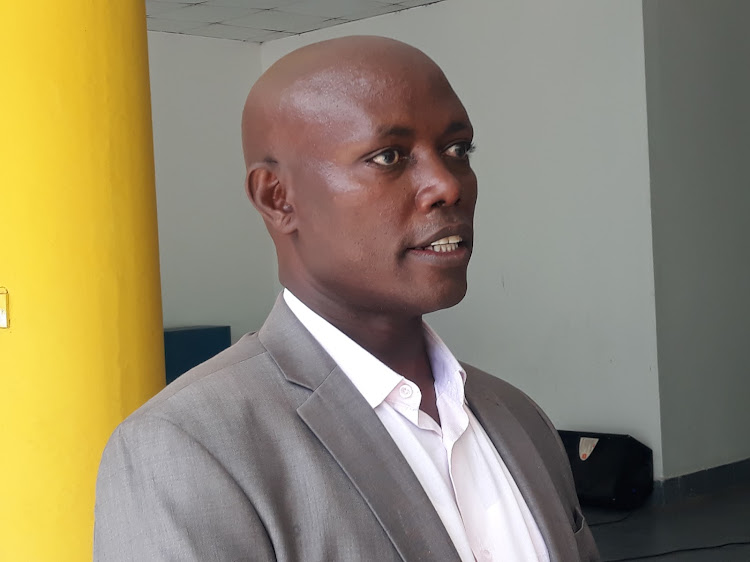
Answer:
[{"left": 245, "top": 164, "right": 296, "bottom": 234}]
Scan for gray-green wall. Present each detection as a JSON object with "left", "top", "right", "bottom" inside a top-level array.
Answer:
[{"left": 644, "top": 0, "right": 750, "bottom": 477}]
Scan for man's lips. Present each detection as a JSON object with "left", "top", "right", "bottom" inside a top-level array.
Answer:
[
  {"left": 412, "top": 234, "right": 464, "bottom": 253},
  {"left": 404, "top": 224, "right": 473, "bottom": 268},
  {"left": 408, "top": 224, "right": 473, "bottom": 253}
]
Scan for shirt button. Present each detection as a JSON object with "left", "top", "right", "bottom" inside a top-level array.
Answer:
[
  {"left": 480, "top": 549, "right": 491, "bottom": 560},
  {"left": 399, "top": 385, "right": 413, "bottom": 398}
]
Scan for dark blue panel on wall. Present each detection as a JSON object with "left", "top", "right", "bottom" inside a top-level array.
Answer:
[{"left": 164, "top": 326, "right": 231, "bottom": 385}]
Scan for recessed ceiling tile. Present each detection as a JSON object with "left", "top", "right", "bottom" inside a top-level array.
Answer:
[
  {"left": 397, "top": 0, "right": 442, "bottom": 7},
  {"left": 205, "top": 0, "right": 300, "bottom": 8},
  {"left": 253, "top": 30, "right": 297, "bottom": 42},
  {"left": 341, "top": 3, "right": 404, "bottom": 19},
  {"left": 146, "top": 17, "right": 205, "bottom": 33},
  {"left": 280, "top": 0, "right": 400, "bottom": 19},
  {"left": 157, "top": 4, "right": 260, "bottom": 22},
  {"left": 189, "top": 23, "right": 261, "bottom": 40},
  {"left": 146, "top": 1, "right": 190, "bottom": 17},
  {"left": 228, "top": 9, "right": 327, "bottom": 33},
  {"left": 313, "top": 17, "right": 350, "bottom": 30}
]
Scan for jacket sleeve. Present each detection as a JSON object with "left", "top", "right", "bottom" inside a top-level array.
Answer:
[{"left": 93, "top": 415, "right": 276, "bottom": 561}]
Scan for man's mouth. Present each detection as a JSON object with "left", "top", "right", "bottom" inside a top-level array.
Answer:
[{"left": 415, "top": 235, "right": 463, "bottom": 253}]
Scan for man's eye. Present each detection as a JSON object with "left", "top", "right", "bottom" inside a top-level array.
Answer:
[
  {"left": 444, "top": 141, "right": 476, "bottom": 159},
  {"left": 370, "top": 149, "right": 402, "bottom": 166}
]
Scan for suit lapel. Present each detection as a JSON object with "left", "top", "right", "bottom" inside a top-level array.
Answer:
[
  {"left": 465, "top": 376, "right": 575, "bottom": 561},
  {"left": 298, "top": 368, "right": 461, "bottom": 561},
  {"left": 259, "top": 295, "right": 460, "bottom": 562}
]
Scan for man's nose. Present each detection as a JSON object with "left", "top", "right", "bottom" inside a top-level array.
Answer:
[{"left": 414, "top": 155, "right": 463, "bottom": 212}]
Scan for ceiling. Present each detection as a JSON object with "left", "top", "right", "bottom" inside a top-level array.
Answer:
[{"left": 146, "top": 0, "right": 443, "bottom": 43}]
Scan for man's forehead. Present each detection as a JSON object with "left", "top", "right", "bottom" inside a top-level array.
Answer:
[
  {"left": 242, "top": 36, "right": 466, "bottom": 165},
  {"left": 284, "top": 60, "right": 468, "bottom": 141},
  {"left": 279, "top": 65, "right": 426, "bottom": 125},
  {"left": 269, "top": 36, "right": 440, "bottom": 82},
  {"left": 276, "top": 75, "right": 468, "bottom": 160}
]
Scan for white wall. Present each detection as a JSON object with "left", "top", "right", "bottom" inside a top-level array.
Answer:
[
  {"left": 262, "top": 0, "right": 663, "bottom": 475},
  {"left": 643, "top": 0, "right": 750, "bottom": 477},
  {"left": 148, "top": 32, "right": 277, "bottom": 342}
]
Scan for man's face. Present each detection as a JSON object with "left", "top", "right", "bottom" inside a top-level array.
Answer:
[{"left": 279, "top": 62, "right": 477, "bottom": 318}]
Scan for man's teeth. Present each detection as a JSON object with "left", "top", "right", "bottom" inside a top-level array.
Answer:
[
  {"left": 430, "top": 243, "right": 459, "bottom": 252},
  {"left": 426, "top": 235, "right": 462, "bottom": 252}
]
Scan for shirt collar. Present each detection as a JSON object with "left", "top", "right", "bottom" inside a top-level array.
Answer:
[
  {"left": 283, "top": 289, "right": 466, "bottom": 409},
  {"left": 423, "top": 322, "right": 467, "bottom": 403}
]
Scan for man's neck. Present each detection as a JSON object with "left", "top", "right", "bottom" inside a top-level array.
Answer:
[
  {"left": 285, "top": 288, "right": 442, "bottom": 424},
  {"left": 300, "top": 294, "right": 427, "bottom": 370}
]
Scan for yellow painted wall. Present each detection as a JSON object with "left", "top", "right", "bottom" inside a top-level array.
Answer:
[{"left": 0, "top": 2, "right": 165, "bottom": 560}]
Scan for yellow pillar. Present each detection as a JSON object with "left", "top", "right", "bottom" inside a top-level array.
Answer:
[{"left": 0, "top": 2, "right": 165, "bottom": 560}]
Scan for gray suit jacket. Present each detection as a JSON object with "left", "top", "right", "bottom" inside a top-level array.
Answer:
[{"left": 94, "top": 296, "right": 599, "bottom": 561}]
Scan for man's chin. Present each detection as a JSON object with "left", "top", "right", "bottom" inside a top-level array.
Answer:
[{"left": 416, "top": 282, "right": 468, "bottom": 316}]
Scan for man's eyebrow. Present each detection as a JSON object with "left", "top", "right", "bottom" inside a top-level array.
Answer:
[
  {"left": 374, "top": 121, "right": 472, "bottom": 139},
  {"left": 444, "top": 120, "right": 472, "bottom": 136},
  {"left": 376, "top": 125, "right": 414, "bottom": 138}
]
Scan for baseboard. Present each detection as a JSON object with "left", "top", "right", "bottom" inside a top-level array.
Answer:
[{"left": 651, "top": 457, "right": 750, "bottom": 505}]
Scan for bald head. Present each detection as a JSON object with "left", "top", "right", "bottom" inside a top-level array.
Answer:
[
  {"left": 241, "top": 35, "right": 476, "bottom": 319},
  {"left": 241, "top": 36, "right": 450, "bottom": 169}
]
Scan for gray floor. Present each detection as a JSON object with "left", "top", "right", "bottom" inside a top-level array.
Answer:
[{"left": 586, "top": 484, "right": 750, "bottom": 561}]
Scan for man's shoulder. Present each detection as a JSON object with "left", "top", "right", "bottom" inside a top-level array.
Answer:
[
  {"left": 102, "top": 327, "right": 318, "bottom": 468},
  {"left": 143, "top": 332, "right": 266, "bottom": 404},
  {"left": 461, "top": 361, "right": 560, "bottom": 437},
  {"left": 462, "top": 362, "right": 538, "bottom": 408},
  {"left": 120, "top": 330, "right": 296, "bottom": 432}
]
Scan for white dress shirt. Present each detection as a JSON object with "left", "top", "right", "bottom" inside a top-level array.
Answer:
[{"left": 284, "top": 290, "right": 550, "bottom": 562}]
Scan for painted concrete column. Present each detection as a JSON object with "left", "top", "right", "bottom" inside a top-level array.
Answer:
[{"left": 0, "top": 3, "right": 165, "bottom": 560}]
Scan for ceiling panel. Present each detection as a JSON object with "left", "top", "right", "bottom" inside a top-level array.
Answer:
[
  {"left": 279, "top": 0, "right": 400, "bottom": 19},
  {"left": 205, "top": 0, "right": 300, "bottom": 7},
  {"left": 188, "top": 23, "right": 293, "bottom": 40},
  {"left": 230, "top": 9, "right": 328, "bottom": 33},
  {"left": 146, "top": 1, "right": 192, "bottom": 16},
  {"left": 146, "top": 0, "right": 444, "bottom": 43},
  {"left": 156, "top": 4, "right": 260, "bottom": 22},
  {"left": 147, "top": 17, "right": 205, "bottom": 33}
]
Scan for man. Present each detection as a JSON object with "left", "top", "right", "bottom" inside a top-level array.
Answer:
[{"left": 94, "top": 36, "right": 598, "bottom": 561}]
